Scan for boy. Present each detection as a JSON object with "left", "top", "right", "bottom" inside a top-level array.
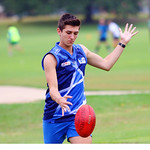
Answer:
[{"left": 42, "top": 13, "right": 138, "bottom": 144}]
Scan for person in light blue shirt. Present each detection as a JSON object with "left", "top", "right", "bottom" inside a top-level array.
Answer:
[
  {"left": 42, "top": 13, "right": 138, "bottom": 144},
  {"left": 95, "top": 19, "right": 111, "bottom": 53}
]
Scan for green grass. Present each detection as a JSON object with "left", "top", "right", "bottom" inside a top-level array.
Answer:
[
  {"left": 89, "top": 94, "right": 150, "bottom": 143},
  {"left": 0, "top": 101, "right": 44, "bottom": 143},
  {"left": 0, "top": 94, "right": 150, "bottom": 143}
]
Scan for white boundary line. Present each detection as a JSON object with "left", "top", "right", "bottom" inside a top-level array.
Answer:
[{"left": 85, "top": 90, "right": 150, "bottom": 96}]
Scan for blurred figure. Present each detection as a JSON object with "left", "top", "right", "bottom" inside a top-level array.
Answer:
[
  {"left": 108, "top": 20, "right": 120, "bottom": 48},
  {"left": 95, "top": 18, "right": 111, "bottom": 53},
  {"left": 7, "top": 25, "right": 23, "bottom": 56},
  {"left": 148, "top": 17, "right": 150, "bottom": 43}
]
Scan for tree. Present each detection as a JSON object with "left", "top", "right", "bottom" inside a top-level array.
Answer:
[
  {"left": 98, "top": 0, "right": 140, "bottom": 18},
  {"left": 2, "top": 0, "right": 140, "bottom": 22}
]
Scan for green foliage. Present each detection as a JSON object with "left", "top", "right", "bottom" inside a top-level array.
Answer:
[
  {"left": 2, "top": 0, "right": 140, "bottom": 18},
  {"left": 97, "top": 0, "right": 140, "bottom": 17}
]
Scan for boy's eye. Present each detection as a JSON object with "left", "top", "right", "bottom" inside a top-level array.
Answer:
[
  {"left": 66, "top": 31, "right": 78, "bottom": 35},
  {"left": 66, "top": 31, "right": 71, "bottom": 34},
  {"left": 74, "top": 32, "right": 78, "bottom": 35}
]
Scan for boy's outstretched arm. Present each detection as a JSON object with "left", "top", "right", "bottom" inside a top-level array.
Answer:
[{"left": 80, "top": 23, "right": 139, "bottom": 71}]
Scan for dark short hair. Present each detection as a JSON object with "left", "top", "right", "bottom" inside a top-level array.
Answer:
[{"left": 58, "top": 13, "right": 81, "bottom": 31}]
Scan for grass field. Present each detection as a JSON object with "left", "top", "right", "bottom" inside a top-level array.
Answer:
[
  {"left": 0, "top": 20, "right": 150, "bottom": 143},
  {"left": 0, "top": 94, "right": 150, "bottom": 143}
]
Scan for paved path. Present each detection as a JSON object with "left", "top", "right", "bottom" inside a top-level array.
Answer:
[{"left": 0, "top": 85, "right": 150, "bottom": 104}]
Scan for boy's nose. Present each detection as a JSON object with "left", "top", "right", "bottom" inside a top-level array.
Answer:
[{"left": 70, "top": 33, "right": 74, "bottom": 39}]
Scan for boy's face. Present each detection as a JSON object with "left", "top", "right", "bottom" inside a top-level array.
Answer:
[{"left": 57, "top": 25, "right": 80, "bottom": 47}]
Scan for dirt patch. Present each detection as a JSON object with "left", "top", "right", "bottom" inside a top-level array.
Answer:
[
  {"left": 0, "top": 86, "right": 46, "bottom": 104},
  {"left": 0, "top": 85, "right": 150, "bottom": 104}
]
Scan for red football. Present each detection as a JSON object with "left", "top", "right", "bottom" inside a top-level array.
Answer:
[{"left": 75, "top": 104, "right": 96, "bottom": 137}]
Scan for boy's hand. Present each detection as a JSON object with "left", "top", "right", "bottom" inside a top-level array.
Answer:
[
  {"left": 57, "top": 95, "right": 73, "bottom": 116},
  {"left": 119, "top": 23, "right": 139, "bottom": 45}
]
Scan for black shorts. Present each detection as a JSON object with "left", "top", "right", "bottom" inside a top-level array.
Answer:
[
  {"left": 9, "top": 41, "right": 19, "bottom": 45},
  {"left": 100, "top": 37, "right": 107, "bottom": 42},
  {"left": 113, "top": 37, "right": 119, "bottom": 40}
]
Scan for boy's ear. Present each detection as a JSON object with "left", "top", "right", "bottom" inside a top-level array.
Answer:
[{"left": 57, "top": 28, "right": 61, "bottom": 36}]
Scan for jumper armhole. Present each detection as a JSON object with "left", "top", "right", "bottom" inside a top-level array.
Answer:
[{"left": 41, "top": 52, "right": 59, "bottom": 71}]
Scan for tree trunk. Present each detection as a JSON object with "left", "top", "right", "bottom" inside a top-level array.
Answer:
[{"left": 84, "top": 2, "right": 93, "bottom": 23}]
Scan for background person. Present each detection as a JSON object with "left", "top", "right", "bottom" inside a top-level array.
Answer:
[
  {"left": 108, "top": 20, "right": 120, "bottom": 48},
  {"left": 7, "top": 25, "right": 23, "bottom": 56},
  {"left": 148, "top": 17, "right": 150, "bottom": 43},
  {"left": 95, "top": 18, "right": 111, "bottom": 53}
]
